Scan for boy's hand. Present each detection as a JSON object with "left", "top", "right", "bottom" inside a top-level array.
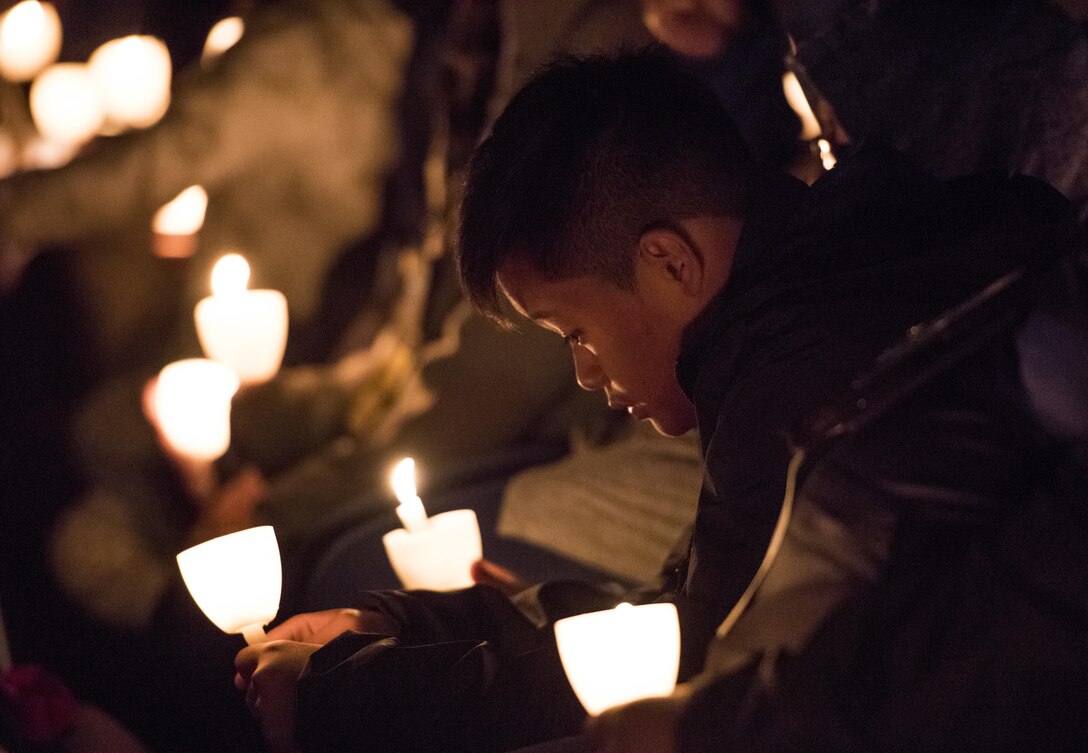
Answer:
[
  {"left": 266, "top": 608, "right": 396, "bottom": 644},
  {"left": 234, "top": 640, "right": 318, "bottom": 753},
  {"left": 585, "top": 684, "right": 692, "bottom": 753}
]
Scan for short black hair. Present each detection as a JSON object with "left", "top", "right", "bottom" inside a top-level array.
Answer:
[{"left": 457, "top": 48, "right": 756, "bottom": 323}]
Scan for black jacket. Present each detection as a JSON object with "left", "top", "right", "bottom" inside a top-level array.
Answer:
[
  {"left": 294, "top": 146, "right": 1086, "bottom": 752},
  {"left": 675, "top": 147, "right": 1088, "bottom": 751}
]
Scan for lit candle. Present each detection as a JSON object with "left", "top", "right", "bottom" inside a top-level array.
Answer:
[
  {"left": 87, "top": 35, "right": 172, "bottom": 132},
  {"left": 817, "top": 138, "right": 838, "bottom": 171},
  {"left": 151, "top": 185, "right": 208, "bottom": 259},
  {"left": 29, "top": 63, "right": 105, "bottom": 146},
  {"left": 176, "top": 526, "right": 282, "bottom": 645},
  {"left": 194, "top": 253, "right": 288, "bottom": 386},
  {"left": 381, "top": 457, "right": 483, "bottom": 591},
  {"left": 202, "top": 16, "right": 244, "bottom": 64},
  {"left": 554, "top": 602, "right": 681, "bottom": 716},
  {"left": 0, "top": 1, "right": 62, "bottom": 83},
  {"left": 152, "top": 358, "right": 239, "bottom": 462}
]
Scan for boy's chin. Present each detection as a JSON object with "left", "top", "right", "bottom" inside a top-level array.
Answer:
[{"left": 646, "top": 414, "right": 696, "bottom": 437}]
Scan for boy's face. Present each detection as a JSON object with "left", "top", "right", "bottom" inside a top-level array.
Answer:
[{"left": 498, "top": 257, "right": 697, "bottom": 437}]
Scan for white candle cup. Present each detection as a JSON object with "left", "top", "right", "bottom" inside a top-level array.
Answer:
[
  {"left": 176, "top": 526, "right": 282, "bottom": 645},
  {"left": 381, "top": 509, "right": 483, "bottom": 591},
  {"left": 554, "top": 602, "right": 681, "bottom": 716},
  {"left": 153, "top": 358, "right": 239, "bottom": 462},
  {"left": 194, "top": 254, "right": 288, "bottom": 386},
  {"left": 195, "top": 289, "right": 288, "bottom": 385}
]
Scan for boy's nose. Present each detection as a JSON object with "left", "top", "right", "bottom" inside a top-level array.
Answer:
[{"left": 571, "top": 344, "right": 606, "bottom": 391}]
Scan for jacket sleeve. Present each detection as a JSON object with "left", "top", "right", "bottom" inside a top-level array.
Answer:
[{"left": 294, "top": 582, "right": 623, "bottom": 753}]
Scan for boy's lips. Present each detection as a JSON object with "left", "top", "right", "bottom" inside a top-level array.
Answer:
[{"left": 608, "top": 394, "right": 649, "bottom": 419}]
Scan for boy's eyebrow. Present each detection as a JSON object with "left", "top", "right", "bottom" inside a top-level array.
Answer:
[{"left": 526, "top": 312, "right": 564, "bottom": 334}]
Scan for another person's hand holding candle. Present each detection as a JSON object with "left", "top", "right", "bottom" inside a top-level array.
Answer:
[
  {"left": 233, "top": 640, "right": 318, "bottom": 753},
  {"left": 233, "top": 607, "right": 398, "bottom": 753}
]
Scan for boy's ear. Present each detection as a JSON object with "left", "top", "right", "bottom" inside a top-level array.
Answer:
[{"left": 637, "top": 227, "right": 704, "bottom": 297}]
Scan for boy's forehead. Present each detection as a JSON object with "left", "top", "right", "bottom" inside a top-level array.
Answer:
[
  {"left": 495, "top": 258, "right": 537, "bottom": 318},
  {"left": 497, "top": 257, "right": 606, "bottom": 323}
]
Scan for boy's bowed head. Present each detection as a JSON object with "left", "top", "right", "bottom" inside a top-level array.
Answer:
[{"left": 457, "top": 50, "right": 756, "bottom": 436}]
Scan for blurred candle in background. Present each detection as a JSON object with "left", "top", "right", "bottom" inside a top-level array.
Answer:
[
  {"left": 202, "top": 16, "right": 244, "bottom": 64},
  {"left": 382, "top": 457, "right": 483, "bottom": 591},
  {"left": 0, "top": 1, "right": 62, "bottom": 82},
  {"left": 88, "top": 35, "right": 172, "bottom": 132},
  {"left": 176, "top": 526, "right": 282, "bottom": 645},
  {"left": 554, "top": 602, "right": 681, "bottom": 716},
  {"left": 151, "top": 185, "right": 208, "bottom": 258},
  {"left": 152, "top": 358, "right": 239, "bottom": 461},
  {"left": 194, "top": 253, "right": 288, "bottom": 386},
  {"left": 818, "top": 138, "right": 838, "bottom": 171},
  {"left": 29, "top": 63, "right": 105, "bottom": 147}
]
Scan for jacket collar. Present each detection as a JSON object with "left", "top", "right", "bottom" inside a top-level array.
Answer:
[{"left": 676, "top": 168, "right": 807, "bottom": 400}]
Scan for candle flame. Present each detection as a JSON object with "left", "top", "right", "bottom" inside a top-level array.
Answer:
[
  {"left": 153, "top": 185, "right": 208, "bottom": 235},
  {"left": 781, "top": 71, "right": 821, "bottom": 141},
  {"left": 202, "top": 16, "right": 244, "bottom": 63},
  {"left": 391, "top": 457, "right": 417, "bottom": 503},
  {"left": 211, "top": 253, "right": 250, "bottom": 296},
  {"left": 391, "top": 457, "right": 428, "bottom": 531},
  {"left": 818, "top": 138, "right": 837, "bottom": 171}
]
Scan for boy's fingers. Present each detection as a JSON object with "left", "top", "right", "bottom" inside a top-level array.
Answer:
[
  {"left": 470, "top": 559, "right": 529, "bottom": 596},
  {"left": 234, "top": 645, "right": 261, "bottom": 679}
]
